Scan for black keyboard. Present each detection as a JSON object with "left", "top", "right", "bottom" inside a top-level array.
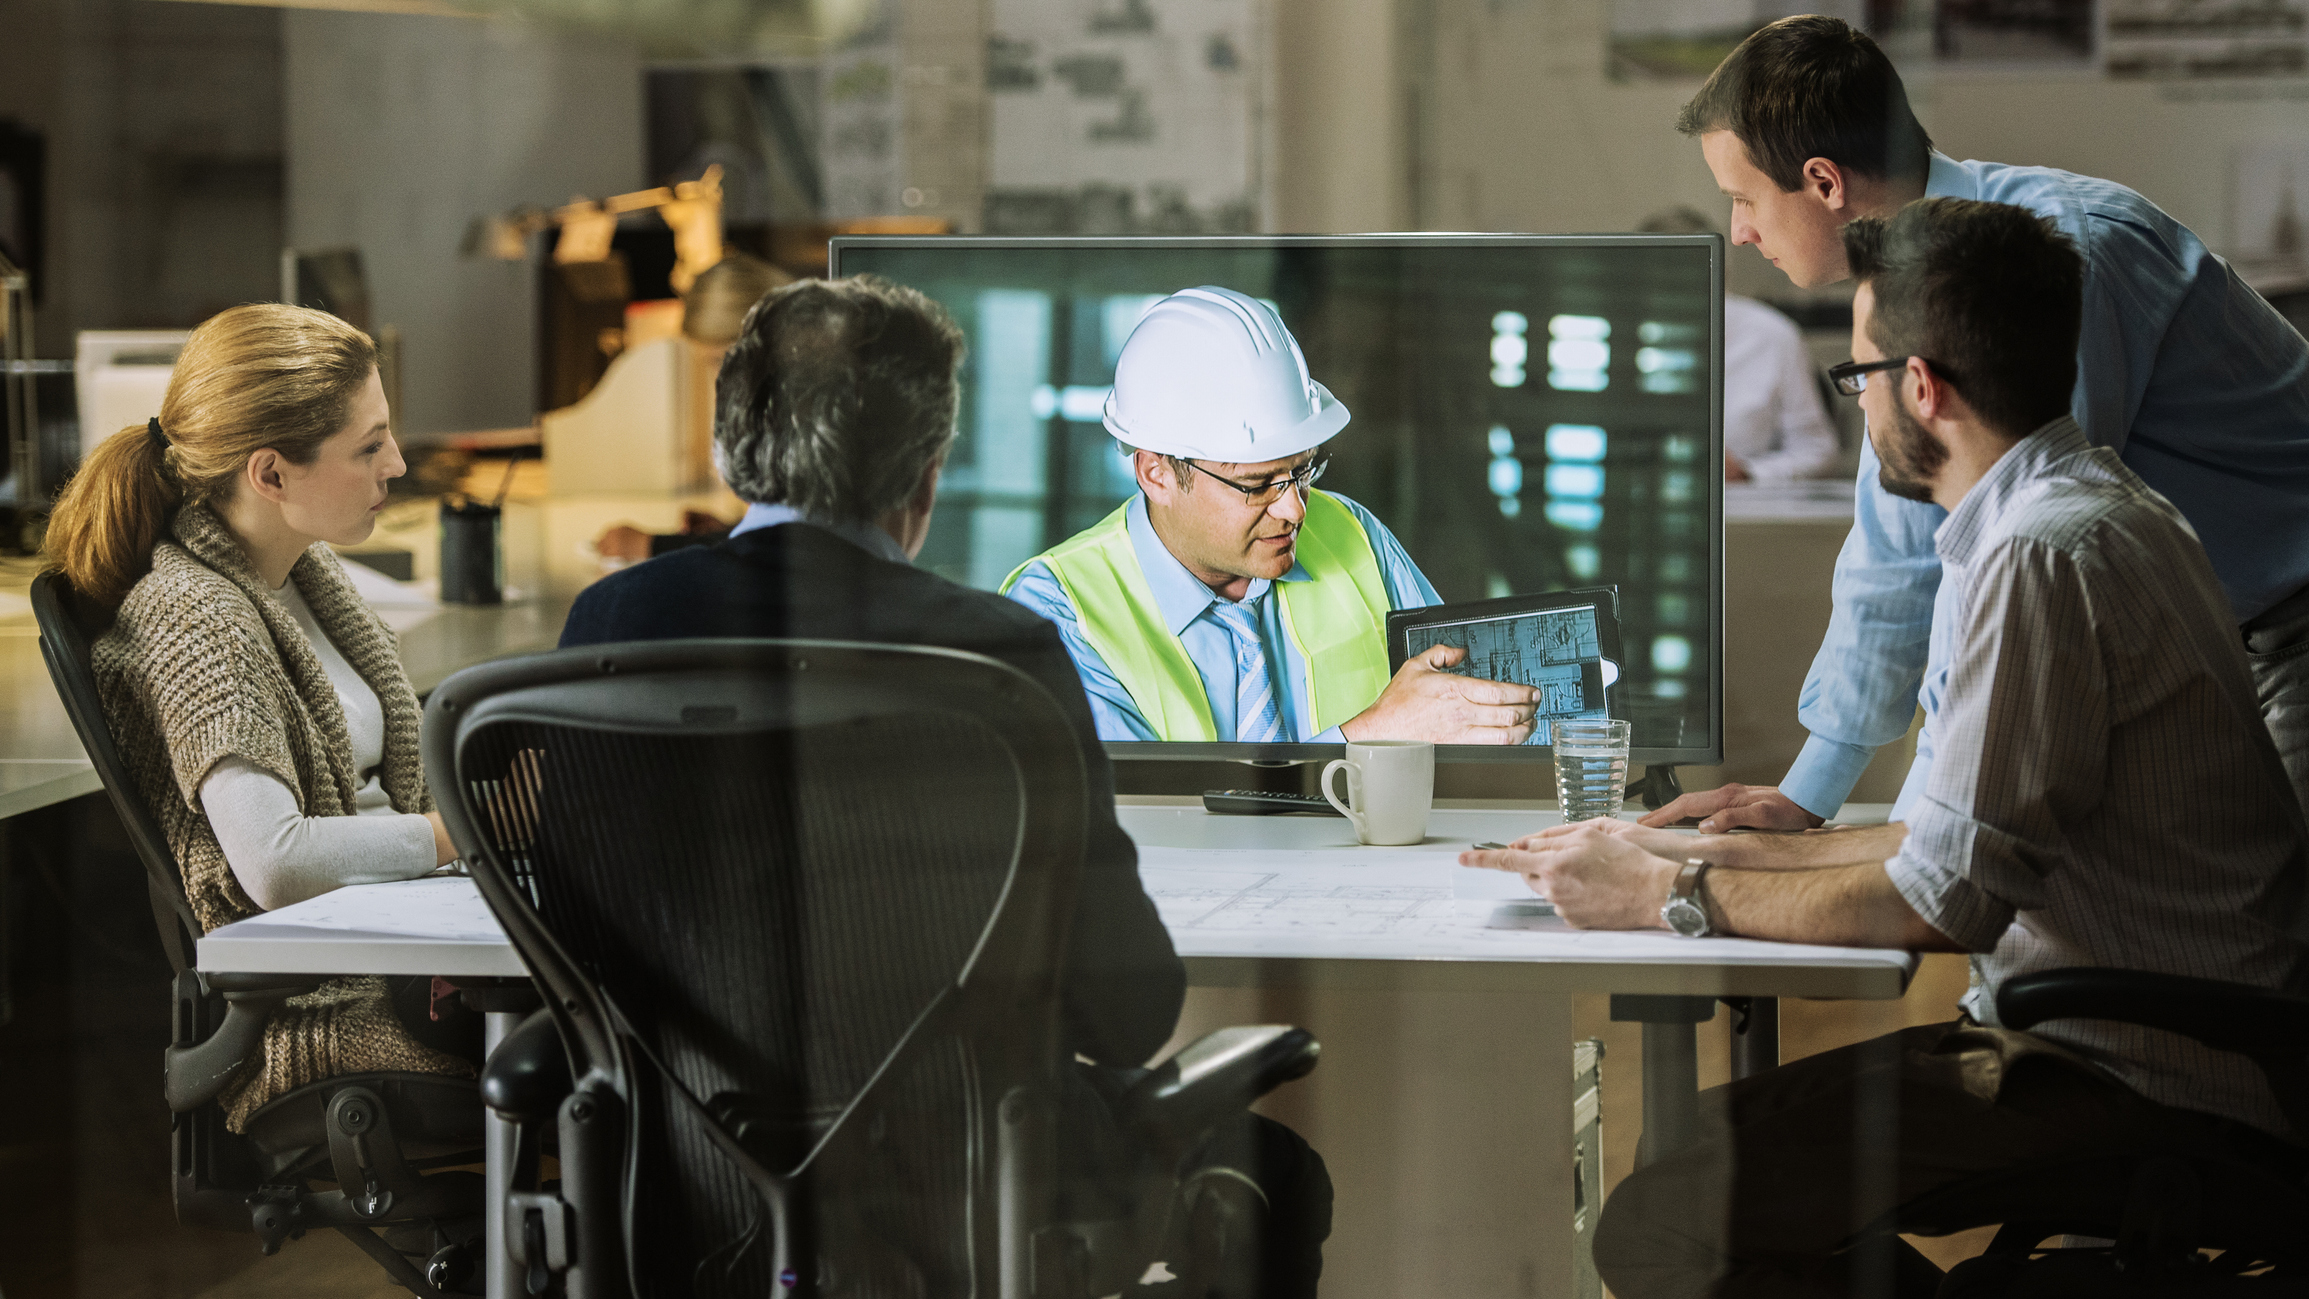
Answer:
[{"left": 1201, "top": 789, "right": 1347, "bottom": 817}]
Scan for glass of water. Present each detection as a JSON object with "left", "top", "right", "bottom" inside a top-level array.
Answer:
[{"left": 1552, "top": 718, "right": 1631, "bottom": 822}]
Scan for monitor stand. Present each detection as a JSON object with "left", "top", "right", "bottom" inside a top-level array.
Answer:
[{"left": 1625, "top": 764, "right": 1683, "bottom": 811}]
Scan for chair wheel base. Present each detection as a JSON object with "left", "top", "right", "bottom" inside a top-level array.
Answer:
[{"left": 425, "top": 1238, "right": 484, "bottom": 1295}]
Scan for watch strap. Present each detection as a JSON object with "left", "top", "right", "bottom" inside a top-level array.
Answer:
[
  {"left": 1674, "top": 858, "right": 1708, "bottom": 903},
  {"left": 1663, "top": 857, "right": 1715, "bottom": 938}
]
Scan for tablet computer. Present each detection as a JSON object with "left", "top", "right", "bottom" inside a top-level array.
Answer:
[{"left": 1386, "top": 586, "right": 1624, "bottom": 747}]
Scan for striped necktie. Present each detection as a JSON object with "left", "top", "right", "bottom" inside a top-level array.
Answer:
[{"left": 1210, "top": 598, "right": 1285, "bottom": 743}]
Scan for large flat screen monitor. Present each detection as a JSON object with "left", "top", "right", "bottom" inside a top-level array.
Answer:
[{"left": 831, "top": 234, "right": 1724, "bottom": 767}]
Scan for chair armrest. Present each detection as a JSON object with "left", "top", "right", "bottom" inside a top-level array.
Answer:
[
  {"left": 165, "top": 974, "right": 322, "bottom": 1113},
  {"left": 480, "top": 1009, "right": 572, "bottom": 1124},
  {"left": 1119, "top": 1025, "right": 1318, "bottom": 1154},
  {"left": 1996, "top": 968, "right": 2309, "bottom": 1062}
]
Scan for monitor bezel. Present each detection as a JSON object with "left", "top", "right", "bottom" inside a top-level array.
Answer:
[{"left": 830, "top": 232, "right": 1725, "bottom": 766}]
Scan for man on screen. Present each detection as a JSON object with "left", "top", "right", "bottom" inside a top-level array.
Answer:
[{"left": 1004, "top": 286, "right": 1544, "bottom": 744}]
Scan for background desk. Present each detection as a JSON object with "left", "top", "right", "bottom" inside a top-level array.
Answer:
[{"left": 200, "top": 803, "right": 1914, "bottom": 1299}]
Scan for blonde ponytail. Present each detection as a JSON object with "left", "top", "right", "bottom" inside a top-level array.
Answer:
[
  {"left": 44, "top": 421, "right": 186, "bottom": 605},
  {"left": 44, "top": 304, "right": 378, "bottom": 604}
]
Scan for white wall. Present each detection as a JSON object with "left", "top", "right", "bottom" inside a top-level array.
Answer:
[
  {"left": 1270, "top": 0, "right": 1413, "bottom": 232},
  {"left": 284, "top": 11, "right": 644, "bottom": 437},
  {"left": 1918, "top": 77, "right": 2309, "bottom": 253}
]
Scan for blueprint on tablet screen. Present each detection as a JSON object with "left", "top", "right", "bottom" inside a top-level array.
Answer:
[{"left": 1403, "top": 604, "right": 1609, "bottom": 745}]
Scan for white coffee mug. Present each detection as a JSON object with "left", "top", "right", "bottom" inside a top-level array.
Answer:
[{"left": 1322, "top": 740, "right": 1436, "bottom": 846}]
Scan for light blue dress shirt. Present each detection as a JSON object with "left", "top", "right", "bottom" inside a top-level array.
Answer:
[
  {"left": 1781, "top": 152, "right": 2309, "bottom": 820},
  {"left": 1005, "top": 493, "right": 1442, "bottom": 742},
  {"left": 727, "top": 501, "right": 911, "bottom": 565}
]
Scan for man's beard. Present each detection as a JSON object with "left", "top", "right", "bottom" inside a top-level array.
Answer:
[{"left": 1872, "top": 400, "right": 1947, "bottom": 504}]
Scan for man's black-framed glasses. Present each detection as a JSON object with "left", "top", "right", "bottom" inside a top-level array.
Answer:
[
  {"left": 1184, "top": 455, "right": 1330, "bottom": 507},
  {"left": 1826, "top": 356, "right": 1914, "bottom": 397}
]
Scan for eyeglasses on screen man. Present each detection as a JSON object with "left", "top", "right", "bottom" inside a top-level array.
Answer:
[{"left": 1180, "top": 455, "right": 1330, "bottom": 507}]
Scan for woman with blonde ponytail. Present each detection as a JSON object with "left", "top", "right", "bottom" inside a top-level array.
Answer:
[{"left": 47, "top": 303, "right": 479, "bottom": 1131}]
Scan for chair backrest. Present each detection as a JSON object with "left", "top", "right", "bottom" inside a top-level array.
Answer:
[
  {"left": 30, "top": 570, "right": 202, "bottom": 971},
  {"left": 426, "top": 639, "right": 1090, "bottom": 1297}
]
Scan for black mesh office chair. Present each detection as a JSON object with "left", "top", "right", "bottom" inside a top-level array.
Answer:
[
  {"left": 427, "top": 639, "right": 1320, "bottom": 1298},
  {"left": 31, "top": 570, "right": 490, "bottom": 1296},
  {"left": 1871, "top": 968, "right": 2309, "bottom": 1296}
]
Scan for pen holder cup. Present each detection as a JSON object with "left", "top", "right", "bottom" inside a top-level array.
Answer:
[{"left": 439, "top": 499, "right": 503, "bottom": 605}]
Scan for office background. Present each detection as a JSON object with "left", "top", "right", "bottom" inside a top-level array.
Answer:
[{"left": 0, "top": 0, "right": 2303, "bottom": 1294}]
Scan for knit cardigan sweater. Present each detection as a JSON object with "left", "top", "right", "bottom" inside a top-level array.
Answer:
[{"left": 95, "top": 502, "right": 471, "bottom": 1130}]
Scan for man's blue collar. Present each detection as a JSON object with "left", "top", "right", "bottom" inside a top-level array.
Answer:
[
  {"left": 1124, "top": 494, "right": 1311, "bottom": 637},
  {"left": 728, "top": 501, "right": 911, "bottom": 567},
  {"left": 1924, "top": 151, "right": 1976, "bottom": 201}
]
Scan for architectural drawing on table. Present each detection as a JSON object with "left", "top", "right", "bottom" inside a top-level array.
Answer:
[
  {"left": 1140, "top": 864, "right": 1468, "bottom": 938},
  {"left": 257, "top": 879, "right": 506, "bottom": 941},
  {"left": 1405, "top": 606, "right": 1610, "bottom": 741},
  {"left": 1193, "top": 889, "right": 1462, "bottom": 938},
  {"left": 1140, "top": 866, "right": 1274, "bottom": 929}
]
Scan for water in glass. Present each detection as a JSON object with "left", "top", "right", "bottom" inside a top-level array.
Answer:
[{"left": 1553, "top": 718, "right": 1630, "bottom": 822}]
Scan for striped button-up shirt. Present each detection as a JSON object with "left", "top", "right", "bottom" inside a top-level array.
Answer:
[
  {"left": 1781, "top": 152, "right": 2309, "bottom": 820},
  {"left": 1883, "top": 417, "right": 2309, "bottom": 1137}
]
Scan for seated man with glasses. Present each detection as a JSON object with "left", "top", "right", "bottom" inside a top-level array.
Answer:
[
  {"left": 1004, "top": 286, "right": 1543, "bottom": 744},
  {"left": 1465, "top": 199, "right": 2309, "bottom": 1298}
]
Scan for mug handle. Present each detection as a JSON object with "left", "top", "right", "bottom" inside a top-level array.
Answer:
[{"left": 1322, "top": 759, "right": 1364, "bottom": 835}]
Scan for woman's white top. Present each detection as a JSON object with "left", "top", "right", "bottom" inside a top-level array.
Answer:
[
  {"left": 1723, "top": 295, "right": 1841, "bottom": 483},
  {"left": 198, "top": 578, "right": 436, "bottom": 911}
]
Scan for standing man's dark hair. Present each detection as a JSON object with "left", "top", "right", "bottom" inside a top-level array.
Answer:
[
  {"left": 1843, "top": 198, "right": 2083, "bottom": 439},
  {"left": 1677, "top": 15, "right": 1934, "bottom": 193},
  {"left": 713, "top": 274, "right": 965, "bottom": 522}
]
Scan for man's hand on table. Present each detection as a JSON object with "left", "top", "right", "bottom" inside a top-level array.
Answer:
[
  {"left": 1518, "top": 816, "right": 1694, "bottom": 862},
  {"left": 1464, "top": 817, "right": 1950, "bottom": 948},
  {"left": 1460, "top": 821, "right": 1677, "bottom": 930},
  {"left": 1639, "top": 782, "right": 1825, "bottom": 832},
  {"left": 1517, "top": 816, "right": 1910, "bottom": 872}
]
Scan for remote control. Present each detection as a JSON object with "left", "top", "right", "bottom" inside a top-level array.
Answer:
[{"left": 1201, "top": 789, "right": 1347, "bottom": 817}]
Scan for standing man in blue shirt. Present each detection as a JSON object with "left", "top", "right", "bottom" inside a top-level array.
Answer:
[{"left": 1646, "top": 15, "right": 2309, "bottom": 831}]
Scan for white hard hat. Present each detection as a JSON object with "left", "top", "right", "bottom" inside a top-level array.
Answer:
[{"left": 1103, "top": 286, "right": 1349, "bottom": 463}]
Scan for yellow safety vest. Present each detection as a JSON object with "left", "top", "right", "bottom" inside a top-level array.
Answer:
[{"left": 1003, "top": 490, "right": 1393, "bottom": 741}]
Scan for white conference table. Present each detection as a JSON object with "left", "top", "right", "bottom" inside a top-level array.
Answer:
[{"left": 198, "top": 799, "right": 1914, "bottom": 1299}]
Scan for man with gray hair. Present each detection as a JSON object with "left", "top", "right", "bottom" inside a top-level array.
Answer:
[{"left": 560, "top": 274, "right": 1331, "bottom": 1295}]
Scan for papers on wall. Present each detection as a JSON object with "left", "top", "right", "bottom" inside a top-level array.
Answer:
[
  {"left": 2107, "top": 0, "right": 2309, "bottom": 79},
  {"left": 984, "top": 0, "right": 1261, "bottom": 233}
]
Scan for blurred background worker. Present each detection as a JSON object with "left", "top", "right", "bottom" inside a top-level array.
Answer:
[
  {"left": 591, "top": 250, "right": 792, "bottom": 565},
  {"left": 1642, "top": 206, "right": 1840, "bottom": 484},
  {"left": 1004, "top": 286, "right": 1544, "bottom": 745}
]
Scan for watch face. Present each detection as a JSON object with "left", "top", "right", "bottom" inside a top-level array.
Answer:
[{"left": 1664, "top": 897, "right": 1709, "bottom": 937}]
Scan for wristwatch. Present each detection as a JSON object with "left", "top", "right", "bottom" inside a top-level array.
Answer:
[{"left": 1661, "top": 858, "right": 1715, "bottom": 938}]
